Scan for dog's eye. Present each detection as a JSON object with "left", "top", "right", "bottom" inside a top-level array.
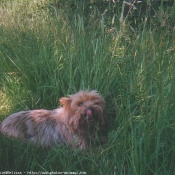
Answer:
[{"left": 78, "top": 102, "right": 83, "bottom": 106}]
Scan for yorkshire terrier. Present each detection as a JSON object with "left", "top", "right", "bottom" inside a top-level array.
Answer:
[{"left": 0, "top": 90, "right": 106, "bottom": 149}]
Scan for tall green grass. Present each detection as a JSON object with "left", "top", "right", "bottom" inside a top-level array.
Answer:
[{"left": 1, "top": 0, "right": 175, "bottom": 174}]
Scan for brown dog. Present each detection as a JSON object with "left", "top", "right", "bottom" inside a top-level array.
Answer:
[{"left": 0, "top": 90, "right": 105, "bottom": 149}]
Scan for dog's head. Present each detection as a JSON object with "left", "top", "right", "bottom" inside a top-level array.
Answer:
[{"left": 59, "top": 90, "right": 105, "bottom": 132}]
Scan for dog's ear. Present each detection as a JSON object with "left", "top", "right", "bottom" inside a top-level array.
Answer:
[{"left": 59, "top": 97, "right": 72, "bottom": 108}]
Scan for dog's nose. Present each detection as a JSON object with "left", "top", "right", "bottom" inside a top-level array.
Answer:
[{"left": 88, "top": 106, "right": 93, "bottom": 111}]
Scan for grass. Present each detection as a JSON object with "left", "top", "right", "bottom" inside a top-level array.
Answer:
[{"left": 1, "top": 0, "right": 175, "bottom": 174}]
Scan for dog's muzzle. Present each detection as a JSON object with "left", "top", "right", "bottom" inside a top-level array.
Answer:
[{"left": 83, "top": 107, "right": 93, "bottom": 120}]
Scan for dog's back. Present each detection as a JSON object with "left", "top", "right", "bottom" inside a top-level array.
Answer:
[{"left": 0, "top": 110, "right": 66, "bottom": 148}]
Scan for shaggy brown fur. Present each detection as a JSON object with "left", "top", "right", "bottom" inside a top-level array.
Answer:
[{"left": 0, "top": 90, "right": 105, "bottom": 149}]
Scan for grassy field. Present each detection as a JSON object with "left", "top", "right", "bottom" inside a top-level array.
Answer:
[{"left": 1, "top": 0, "right": 175, "bottom": 174}]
